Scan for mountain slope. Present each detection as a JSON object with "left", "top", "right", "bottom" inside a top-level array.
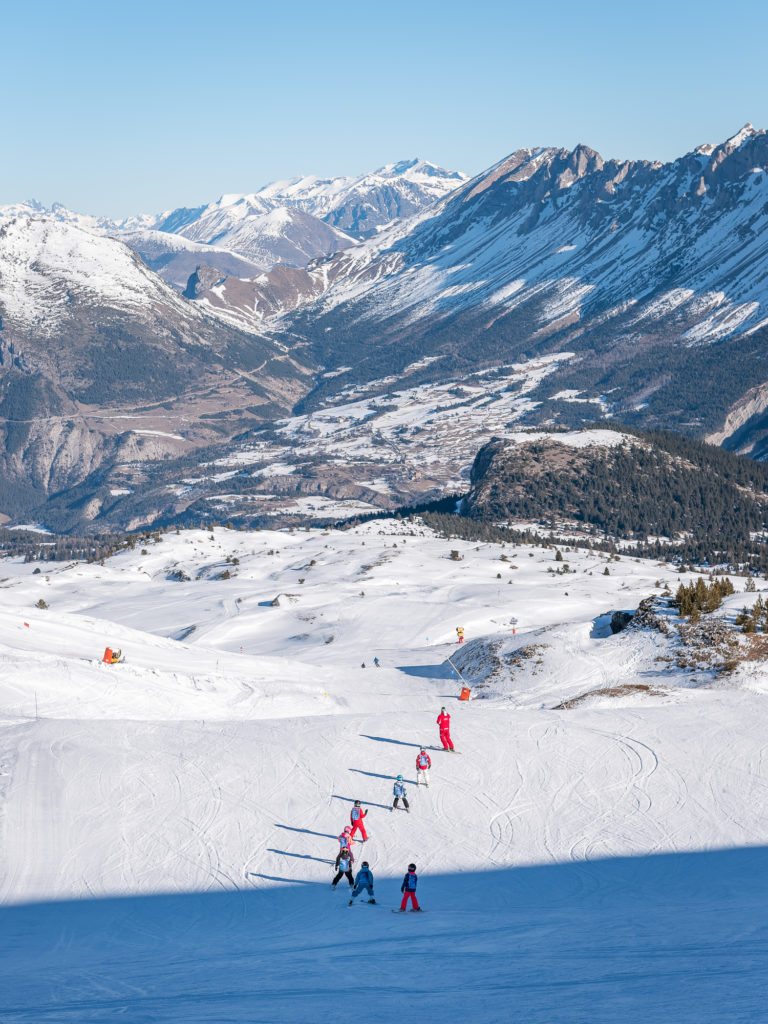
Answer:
[
  {"left": 463, "top": 426, "right": 768, "bottom": 566},
  {"left": 0, "top": 217, "right": 311, "bottom": 521},
  {"left": 246, "top": 126, "right": 768, "bottom": 446},
  {"left": 1, "top": 524, "right": 767, "bottom": 1021}
]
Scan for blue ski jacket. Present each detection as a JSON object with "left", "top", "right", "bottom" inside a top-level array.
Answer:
[
  {"left": 354, "top": 866, "right": 374, "bottom": 888},
  {"left": 401, "top": 870, "right": 418, "bottom": 892},
  {"left": 393, "top": 780, "right": 407, "bottom": 798}
]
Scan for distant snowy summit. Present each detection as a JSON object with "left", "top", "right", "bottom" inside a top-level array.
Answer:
[{"left": 0, "top": 159, "right": 467, "bottom": 277}]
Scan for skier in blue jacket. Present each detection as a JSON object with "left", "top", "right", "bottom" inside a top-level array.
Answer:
[
  {"left": 399, "top": 863, "right": 421, "bottom": 911},
  {"left": 349, "top": 860, "right": 376, "bottom": 905},
  {"left": 392, "top": 774, "right": 410, "bottom": 812}
]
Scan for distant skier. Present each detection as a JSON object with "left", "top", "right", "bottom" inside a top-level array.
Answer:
[
  {"left": 332, "top": 846, "right": 355, "bottom": 889},
  {"left": 350, "top": 800, "right": 368, "bottom": 841},
  {"left": 392, "top": 774, "right": 410, "bottom": 812},
  {"left": 361, "top": 662, "right": 366, "bottom": 669},
  {"left": 437, "top": 707, "right": 455, "bottom": 751},
  {"left": 416, "top": 748, "right": 431, "bottom": 786},
  {"left": 338, "top": 826, "right": 354, "bottom": 851},
  {"left": 349, "top": 860, "right": 376, "bottom": 905},
  {"left": 398, "top": 862, "right": 422, "bottom": 912},
  {"left": 373, "top": 657, "right": 380, "bottom": 668}
]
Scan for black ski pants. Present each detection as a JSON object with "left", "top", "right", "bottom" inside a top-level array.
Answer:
[
  {"left": 393, "top": 796, "right": 409, "bottom": 810},
  {"left": 332, "top": 870, "right": 354, "bottom": 887}
]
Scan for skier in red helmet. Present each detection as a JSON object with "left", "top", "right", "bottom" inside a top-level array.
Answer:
[{"left": 416, "top": 748, "right": 431, "bottom": 786}]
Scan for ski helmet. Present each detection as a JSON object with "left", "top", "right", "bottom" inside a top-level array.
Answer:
[
  {"left": 354, "top": 800, "right": 361, "bottom": 806},
  {"left": 397, "top": 774, "right": 403, "bottom": 780},
  {"left": 362, "top": 861, "right": 369, "bottom": 867},
  {"left": 344, "top": 826, "right": 352, "bottom": 834},
  {"left": 408, "top": 863, "right": 416, "bottom": 872}
]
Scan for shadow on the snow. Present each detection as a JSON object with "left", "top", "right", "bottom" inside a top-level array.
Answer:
[
  {"left": 349, "top": 768, "right": 417, "bottom": 785},
  {"left": 267, "top": 849, "right": 333, "bottom": 865},
  {"left": 273, "top": 824, "right": 338, "bottom": 840},
  {"left": 246, "top": 872, "right": 313, "bottom": 885},
  {"left": 3, "top": 846, "right": 768, "bottom": 1023},
  {"left": 396, "top": 663, "right": 458, "bottom": 679},
  {"left": 360, "top": 734, "right": 423, "bottom": 748},
  {"left": 332, "top": 794, "right": 392, "bottom": 810},
  {"left": 590, "top": 613, "right": 615, "bottom": 639}
]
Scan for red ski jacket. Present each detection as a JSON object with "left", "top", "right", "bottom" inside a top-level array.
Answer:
[
  {"left": 350, "top": 806, "right": 367, "bottom": 823},
  {"left": 416, "top": 752, "right": 432, "bottom": 770},
  {"left": 437, "top": 712, "right": 451, "bottom": 732}
]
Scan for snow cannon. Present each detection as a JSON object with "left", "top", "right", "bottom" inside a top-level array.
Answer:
[
  {"left": 459, "top": 686, "right": 471, "bottom": 701},
  {"left": 102, "top": 647, "right": 122, "bottom": 664},
  {"left": 456, "top": 626, "right": 465, "bottom": 644}
]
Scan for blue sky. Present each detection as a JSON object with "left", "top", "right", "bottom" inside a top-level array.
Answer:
[{"left": 2, "top": 0, "right": 766, "bottom": 217}]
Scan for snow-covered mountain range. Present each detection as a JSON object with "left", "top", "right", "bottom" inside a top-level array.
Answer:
[
  {"left": 5, "top": 129, "right": 768, "bottom": 528},
  {"left": 0, "top": 159, "right": 466, "bottom": 278},
  {"left": 246, "top": 125, "right": 768, "bottom": 414}
]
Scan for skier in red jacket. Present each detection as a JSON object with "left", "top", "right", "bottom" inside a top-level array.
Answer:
[
  {"left": 416, "top": 748, "right": 431, "bottom": 786},
  {"left": 349, "top": 800, "right": 368, "bottom": 840},
  {"left": 437, "top": 707, "right": 454, "bottom": 751}
]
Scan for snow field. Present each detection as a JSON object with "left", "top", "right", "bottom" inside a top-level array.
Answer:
[{"left": 1, "top": 524, "right": 767, "bottom": 1021}]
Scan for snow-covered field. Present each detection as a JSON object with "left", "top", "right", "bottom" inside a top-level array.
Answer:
[{"left": 1, "top": 524, "right": 767, "bottom": 1022}]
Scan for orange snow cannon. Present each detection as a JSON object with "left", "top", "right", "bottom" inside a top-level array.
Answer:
[
  {"left": 459, "top": 686, "right": 471, "bottom": 701},
  {"left": 102, "top": 647, "right": 113, "bottom": 663}
]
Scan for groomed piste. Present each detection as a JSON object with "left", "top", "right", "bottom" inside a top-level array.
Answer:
[{"left": 1, "top": 522, "right": 766, "bottom": 1023}]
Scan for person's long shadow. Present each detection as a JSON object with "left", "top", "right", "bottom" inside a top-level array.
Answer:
[
  {"left": 268, "top": 849, "right": 333, "bottom": 865},
  {"left": 246, "top": 872, "right": 313, "bottom": 884},
  {"left": 349, "top": 768, "right": 417, "bottom": 785},
  {"left": 360, "top": 735, "right": 423, "bottom": 748},
  {"left": 332, "top": 794, "right": 392, "bottom": 810},
  {"left": 273, "top": 824, "right": 337, "bottom": 840}
]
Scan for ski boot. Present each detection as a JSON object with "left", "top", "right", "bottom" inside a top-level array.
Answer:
[{"left": 368, "top": 898, "right": 376, "bottom": 904}]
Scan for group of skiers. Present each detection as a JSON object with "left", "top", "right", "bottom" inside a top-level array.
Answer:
[{"left": 330, "top": 708, "right": 455, "bottom": 910}]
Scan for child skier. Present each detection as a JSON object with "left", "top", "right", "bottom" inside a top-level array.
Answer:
[
  {"left": 416, "top": 748, "right": 431, "bottom": 786},
  {"left": 392, "top": 774, "right": 410, "bottom": 812},
  {"left": 398, "top": 862, "right": 421, "bottom": 911},
  {"left": 349, "top": 860, "right": 376, "bottom": 905},
  {"left": 437, "top": 707, "right": 455, "bottom": 751},
  {"left": 331, "top": 846, "right": 355, "bottom": 889},
  {"left": 338, "top": 826, "right": 354, "bottom": 851},
  {"left": 349, "top": 800, "right": 368, "bottom": 840}
]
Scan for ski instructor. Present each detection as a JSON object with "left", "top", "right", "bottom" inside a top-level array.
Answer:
[{"left": 437, "top": 707, "right": 454, "bottom": 751}]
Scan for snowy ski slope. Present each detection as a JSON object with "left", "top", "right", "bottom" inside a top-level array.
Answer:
[{"left": 0, "top": 524, "right": 767, "bottom": 1022}]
